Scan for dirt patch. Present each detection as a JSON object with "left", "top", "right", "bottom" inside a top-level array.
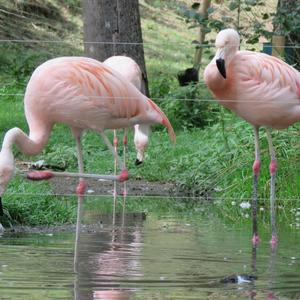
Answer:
[
  {"left": 49, "top": 176, "right": 185, "bottom": 197},
  {"left": 17, "top": 160, "right": 188, "bottom": 197},
  {"left": 17, "top": 161, "right": 199, "bottom": 198}
]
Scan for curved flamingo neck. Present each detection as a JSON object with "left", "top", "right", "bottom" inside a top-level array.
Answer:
[
  {"left": 2, "top": 127, "right": 49, "bottom": 156},
  {"left": 204, "top": 64, "right": 227, "bottom": 91}
]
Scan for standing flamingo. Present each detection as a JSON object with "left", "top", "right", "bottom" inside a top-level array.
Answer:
[
  {"left": 204, "top": 28, "right": 300, "bottom": 246},
  {"left": 0, "top": 56, "right": 176, "bottom": 230}
]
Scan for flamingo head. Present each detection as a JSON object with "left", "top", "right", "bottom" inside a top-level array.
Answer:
[
  {"left": 134, "top": 124, "right": 150, "bottom": 165},
  {"left": 214, "top": 28, "right": 240, "bottom": 79},
  {"left": 0, "top": 148, "right": 15, "bottom": 215}
]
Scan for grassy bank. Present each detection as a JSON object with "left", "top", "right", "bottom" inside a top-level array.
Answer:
[{"left": 0, "top": 0, "right": 300, "bottom": 229}]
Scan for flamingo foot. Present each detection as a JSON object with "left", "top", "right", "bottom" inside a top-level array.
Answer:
[
  {"left": 76, "top": 179, "right": 87, "bottom": 196},
  {"left": 252, "top": 234, "right": 261, "bottom": 246},
  {"left": 270, "top": 235, "right": 278, "bottom": 248},
  {"left": 27, "top": 171, "right": 54, "bottom": 180},
  {"left": 118, "top": 169, "right": 129, "bottom": 182}
]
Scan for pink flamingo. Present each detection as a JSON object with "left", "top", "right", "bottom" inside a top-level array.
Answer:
[
  {"left": 103, "top": 55, "right": 150, "bottom": 166},
  {"left": 0, "top": 56, "right": 175, "bottom": 226},
  {"left": 204, "top": 28, "right": 300, "bottom": 246},
  {"left": 103, "top": 56, "right": 150, "bottom": 218}
]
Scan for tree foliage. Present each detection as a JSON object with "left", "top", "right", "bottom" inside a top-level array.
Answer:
[{"left": 179, "top": 0, "right": 300, "bottom": 66}]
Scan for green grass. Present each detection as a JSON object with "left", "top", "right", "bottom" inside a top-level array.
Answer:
[
  {"left": 0, "top": 0, "right": 300, "bottom": 229},
  {"left": 3, "top": 177, "right": 76, "bottom": 226}
]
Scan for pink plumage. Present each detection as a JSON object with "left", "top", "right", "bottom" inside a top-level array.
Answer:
[
  {"left": 204, "top": 29, "right": 300, "bottom": 129},
  {"left": 103, "top": 55, "right": 145, "bottom": 93},
  {"left": 204, "top": 28, "right": 300, "bottom": 246},
  {"left": 0, "top": 56, "right": 175, "bottom": 201},
  {"left": 103, "top": 55, "right": 150, "bottom": 165},
  {"left": 24, "top": 56, "right": 174, "bottom": 146}
]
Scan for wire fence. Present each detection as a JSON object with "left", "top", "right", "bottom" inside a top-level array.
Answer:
[
  {"left": 4, "top": 191, "right": 300, "bottom": 202},
  {"left": 1, "top": 38, "right": 300, "bottom": 49},
  {"left": 1, "top": 2, "right": 300, "bottom": 204},
  {"left": 1, "top": 94, "right": 300, "bottom": 105}
]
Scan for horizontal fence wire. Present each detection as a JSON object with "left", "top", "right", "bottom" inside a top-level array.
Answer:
[
  {"left": 1, "top": 5, "right": 300, "bottom": 203},
  {"left": 4, "top": 191, "right": 300, "bottom": 202},
  {"left": 1, "top": 94, "right": 300, "bottom": 105},
  {"left": 1, "top": 39, "right": 300, "bottom": 49}
]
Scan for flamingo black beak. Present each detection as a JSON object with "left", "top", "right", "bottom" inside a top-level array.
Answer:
[
  {"left": 216, "top": 58, "right": 226, "bottom": 79},
  {"left": 0, "top": 197, "right": 3, "bottom": 216},
  {"left": 135, "top": 159, "right": 143, "bottom": 166}
]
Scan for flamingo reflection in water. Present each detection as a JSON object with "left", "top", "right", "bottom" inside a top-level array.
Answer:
[{"left": 74, "top": 211, "right": 145, "bottom": 300}]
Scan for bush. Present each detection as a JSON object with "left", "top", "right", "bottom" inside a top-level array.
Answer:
[
  {"left": 150, "top": 76, "right": 218, "bottom": 130},
  {"left": 0, "top": 44, "right": 50, "bottom": 83}
]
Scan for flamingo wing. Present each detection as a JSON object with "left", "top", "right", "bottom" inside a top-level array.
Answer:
[
  {"left": 235, "top": 51, "right": 300, "bottom": 100},
  {"left": 230, "top": 51, "right": 300, "bottom": 128},
  {"left": 59, "top": 59, "right": 146, "bottom": 125}
]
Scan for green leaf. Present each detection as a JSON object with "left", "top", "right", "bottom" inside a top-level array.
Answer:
[
  {"left": 229, "top": 1, "right": 240, "bottom": 11},
  {"left": 207, "top": 7, "right": 214, "bottom": 14},
  {"left": 245, "top": 0, "right": 258, "bottom": 6}
]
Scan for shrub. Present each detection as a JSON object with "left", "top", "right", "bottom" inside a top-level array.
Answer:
[{"left": 150, "top": 76, "right": 218, "bottom": 130}]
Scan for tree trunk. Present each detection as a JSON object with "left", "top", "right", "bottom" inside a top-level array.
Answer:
[
  {"left": 82, "top": 0, "right": 149, "bottom": 96},
  {"left": 193, "top": 0, "right": 211, "bottom": 71}
]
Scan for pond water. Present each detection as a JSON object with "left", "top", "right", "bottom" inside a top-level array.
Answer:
[{"left": 0, "top": 198, "right": 299, "bottom": 300}]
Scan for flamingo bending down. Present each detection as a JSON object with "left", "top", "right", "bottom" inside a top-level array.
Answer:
[
  {"left": 103, "top": 55, "right": 150, "bottom": 166},
  {"left": 103, "top": 56, "right": 149, "bottom": 213},
  {"left": 204, "top": 28, "right": 300, "bottom": 246},
  {"left": 0, "top": 56, "right": 175, "bottom": 218}
]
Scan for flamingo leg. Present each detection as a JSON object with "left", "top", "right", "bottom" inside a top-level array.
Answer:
[
  {"left": 112, "top": 128, "right": 127, "bottom": 225},
  {"left": 252, "top": 126, "right": 261, "bottom": 245},
  {"left": 73, "top": 133, "right": 86, "bottom": 271},
  {"left": 99, "top": 131, "right": 126, "bottom": 171},
  {"left": 266, "top": 128, "right": 278, "bottom": 247},
  {"left": 122, "top": 129, "right": 128, "bottom": 224},
  {"left": 113, "top": 130, "right": 118, "bottom": 225},
  {"left": 122, "top": 129, "right": 127, "bottom": 198}
]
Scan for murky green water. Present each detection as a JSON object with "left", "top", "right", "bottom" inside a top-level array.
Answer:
[{"left": 0, "top": 199, "right": 299, "bottom": 300}]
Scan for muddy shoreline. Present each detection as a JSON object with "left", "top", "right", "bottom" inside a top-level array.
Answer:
[
  {"left": 50, "top": 176, "right": 186, "bottom": 197},
  {"left": 17, "top": 161, "right": 187, "bottom": 197},
  {"left": 5, "top": 162, "right": 206, "bottom": 234}
]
